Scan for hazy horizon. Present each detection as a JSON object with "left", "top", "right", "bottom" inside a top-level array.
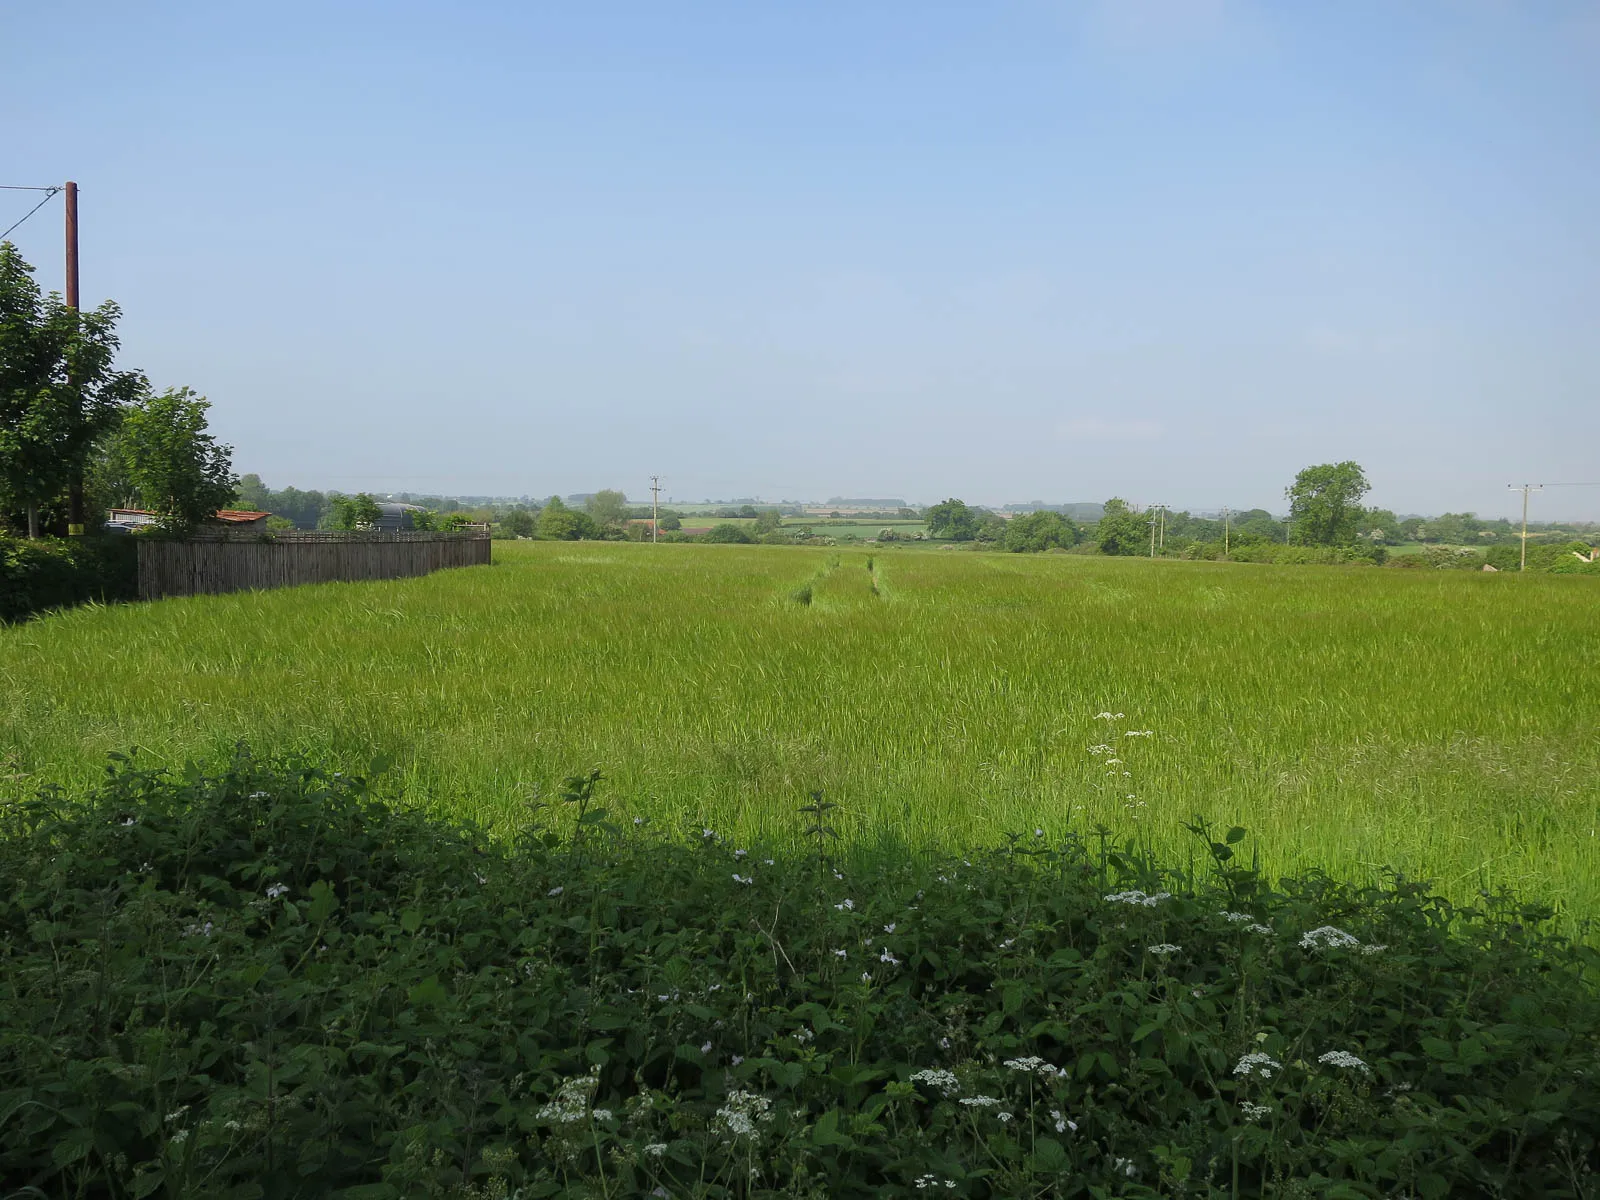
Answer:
[{"left": 6, "top": 1, "right": 1597, "bottom": 521}]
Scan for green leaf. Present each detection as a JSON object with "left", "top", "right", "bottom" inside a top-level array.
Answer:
[
  {"left": 407, "top": 975, "right": 448, "bottom": 1009},
  {"left": 306, "top": 879, "right": 338, "bottom": 923},
  {"left": 809, "top": 1107, "right": 854, "bottom": 1148},
  {"left": 368, "top": 752, "right": 392, "bottom": 777},
  {"left": 1225, "top": 826, "right": 1248, "bottom": 844},
  {"left": 52, "top": 1125, "right": 94, "bottom": 1166},
  {"left": 1420, "top": 1037, "right": 1454, "bottom": 1062},
  {"left": 130, "top": 1170, "right": 166, "bottom": 1199},
  {"left": 399, "top": 908, "right": 422, "bottom": 934}
]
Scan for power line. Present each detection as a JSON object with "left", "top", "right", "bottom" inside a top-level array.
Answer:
[{"left": 0, "top": 186, "right": 61, "bottom": 241}]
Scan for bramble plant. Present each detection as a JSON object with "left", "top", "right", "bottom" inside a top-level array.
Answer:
[{"left": 1, "top": 747, "right": 1597, "bottom": 1197}]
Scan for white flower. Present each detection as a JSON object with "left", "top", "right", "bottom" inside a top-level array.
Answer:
[
  {"left": 1146, "top": 943, "right": 1181, "bottom": 956},
  {"left": 1300, "top": 926, "right": 1361, "bottom": 950},
  {"left": 1000, "top": 937, "right": 1015, "bottom": 949},
  {"left": 764, "top": 858, "right": 775, "bottom": 865},
  {"left": 713, "top": 1090, "right": 773, "bottom": 1141},
  {"left": 834, "top": 899, "right": 854, "bottom": 911},
  {"left": 1003, "top": 1056, "right": 1054, "bottom": 1075},
  {"left": 633, "top": 817, "right": 645, "bottom": 825},
  {"left": 701, "top": 1041, "right": 713, "bottom": 1054},
  {"left": 996, "top": 1111, "right": 1014, "bottom": 1123},
  {"left": 939, "top": 1037, "right": 951, "bottom": 1049},
  {"left": 702, "top": 828, "right": 715, "bottom": 839},
  {"left": 265, "top": 884, "right": 289, "bottom": 900},
  {"left": 165, "top": 1107, "right": 188, "bottom": 1124},
  {"left": 731, "top": 1055, "right": 743, "bottom": 1065},
  {"left": 879, "top": 949, "right": 900, "bottom": 965},
  {"left": 1088, "top": 744, "right": 1113, "bottom": 755},
  {"left": 644, "top": 1142, "right": 668, "bottom": 1158},
  {"left": 1050, "top": 1109, "right": 1077, "bottom": 1133},
  {"left": 1240, "top": 1101, "right": 1271, "bottom": 1122},
  {"left": 537, "top": 1069, "right": 600, "bottom": 1124},
  {"left": 1360, "top": 943, "right": 1389, "bottom": 955},
  {"left": 959, "top": 1096, "right": 1000, "bottom": 1107},
  {"left": 547, "top": 886, "right": 564, "bottom": 896},
  {"left": 121, "top": 817, "right": 136, "bottom": 826},
  {"left": 1232, "top": 1052, "right": 1281, "bottom": 1080},
  {"left": 914, "top": 1177, "right": 958, "bottom": 1191},
  {"left": 910, "top": 1068, "right": 960, "bottom": 1096},
  {"left": 1124, "top": 729, "right": 1153, "bottom": 737},
  {"left": 734, "top": 849, "right": 747, "bottom": 858},
  {"left": 833, "top": 948, "right": 847, "bottom": 958},
  {"left": 1246, "top": 923, "right": 1273, "bottom": 935},
  {"left": 792, "top": 1026, "right": 813, "bottom": 1043},
  {"left": 883, "top": 923, "right": 896, "bottom": 933},
  {"left": 1094, "top": 712, "right": 1125, "bottom": 720},
  {"left": 1033, "top": 828, "right": 1044, "bottom": 837},
  {"left": 1104, "top": 890, "right": 1171, "bottom": 907},
  {"left": 592, "top": 1108, "right": 614, "bottom": 1122},
  {"left": 248, "top": 791, "right": 269, "bottom": 799},
  {"left": 170, "top": 1128, "right": 189, "bottom": 1145},
  {"left": 861, "top": 972, "right": 872, "bottom": 983},
  {"left": 1317, "top": 1050, "right": 1371, "bottom": 1073},
  {"left": 1115, "top": 1156, "right": 1138, "bottom": 1177},
  {"left": 732, "top": 873, "right": 752, "bottom": 885}
]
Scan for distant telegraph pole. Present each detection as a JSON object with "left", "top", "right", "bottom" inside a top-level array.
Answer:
[
  {"left": 1507, "top": 483, "right": 1543, "bottom": 571},
  {"left": 649, "top": 475, "right": 662, "bottom": 543},
  {"left": 1147, "top": 504, "right": 1167, "bottom": 557},
  {"left": 1222, "top": 506, "right": 1231, "bottom": 557},
  {"left": 64, "top": 181, "right": 84, "bottom": 535}
]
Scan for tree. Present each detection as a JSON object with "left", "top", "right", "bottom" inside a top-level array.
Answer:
[
  {"left": 111, "top": 388, "right": 239, "bottom": 534},
  {"left": 1095, "top": 498, "right": 1147, "bottom": 556},
  {"left": 1003, "top": 510, "right": 1079, "bottom": 553},
  {"left": 1286, "top": 461, "right": 1370, "bottom": 546},
  {"left": 0, "top": 242, "right": 145, "bottom": 536},
  {"left": 925, "top": 498, "right": 977, "bottom": 541},
  {"left": 701, "top": 522, "right": 754, "bottom": 543},
  {"left": 502, "top": 510, "right": 536, "bottom": 538},
  {"left": 659, "top": 513, "right": 682, "bottom": 532},
  {"left": 327, "top": 492, "right": 382, "bottom": 530},
  {"left": 585, "top": 489, "right": 628, "bottom": 528},
  {"left": 973, "top": 512, "right": 1006, "bottom": 543},
  {"left": 753, "top": 508, "right": 782, "bottom": 535},
  {"left": 538, "top": 496, "right": 598, "bottom": 540}
]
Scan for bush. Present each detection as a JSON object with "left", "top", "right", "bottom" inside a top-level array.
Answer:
[
  {"left": 0, "top": 534, "right": 138, "bottom": 623},
  {"left": 2, "top": 749, "right": 1597, "bottom": 1197},
  {"left": 701, "top": 522, "right": 755, "bottom": 544}
]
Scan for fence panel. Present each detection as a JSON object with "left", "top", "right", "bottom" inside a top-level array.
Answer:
[{"left": 136, "top": 532, "right": 491, "bottom": 600}]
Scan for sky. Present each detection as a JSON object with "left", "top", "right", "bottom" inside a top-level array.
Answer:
[{"left": 4, "top": 1, "right": 1599, "bottom": 518}]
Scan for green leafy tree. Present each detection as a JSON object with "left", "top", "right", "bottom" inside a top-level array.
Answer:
[
  {"left": 502, "top": 510, "right": 536, "bottom": 537},
  {"left": 973, "top": 511, "right": 1006, "bottom": 543},
  {"left": 701, "top": 522, "right": 754, "bottom": 543},
  {"left": 1286, "top": 461, "right": 1370, "bottom": 546},
  {"left": 659, "top": 512, "right": 682, "bottom": 532},
  {"left": 539, "top": 496, "right": 598, "bottom": 540},
  {"left": 0, "top": 242, "right": 146, "bottom": 536},
  {"left": 753, "top": 508, "right": 783, "bottom": 535},
  {"left": 925, "top": 498, "right": 977, "bottom": 541},
  {"left": 1095, "top": 498, "right": 1147, "bottom": 556},
  {"left": 1002, "top": 510, "right": 1080, "bottom": 553},
  {"left": 585, "top": 489, "right": 628, "bottom": 528},
  {"left": 329, "top": 492, "right": 383, "bottom": 531},
  {"left": 116, "top": 388, "right": 238, "bottom": 534}
]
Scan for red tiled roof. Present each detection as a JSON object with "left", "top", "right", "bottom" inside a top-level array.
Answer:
[{"left": 108, "top": 508, "right": 270, "bottom": 523}]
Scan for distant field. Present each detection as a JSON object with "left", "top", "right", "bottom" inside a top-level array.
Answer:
[{"left": 3, "top": 542, "right": 1597, "bottom": 926}]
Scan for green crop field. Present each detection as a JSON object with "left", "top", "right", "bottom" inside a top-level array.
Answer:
[{"left": 4, "top": 542, "right": 1597, "bottom": 925}]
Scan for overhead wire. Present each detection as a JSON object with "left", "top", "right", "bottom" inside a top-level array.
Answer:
[{"left": 0, "top": 186, "right": 62, "bottom": 241}]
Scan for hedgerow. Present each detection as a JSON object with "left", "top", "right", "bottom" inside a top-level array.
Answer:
[
  {"left": 0, "top": 533, "right": 137, "bottom": 623},
  {"left": 1, "top": 749, "right": 1597, "bottom": 1198}
]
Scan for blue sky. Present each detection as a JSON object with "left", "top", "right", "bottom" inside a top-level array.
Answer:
[{"left": 5, "top": 1, "right": 1598, "bottom": 517}]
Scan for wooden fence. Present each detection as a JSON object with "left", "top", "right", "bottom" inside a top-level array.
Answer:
[{"left": 136, "top": 530, "right": 492, "bottom": 600}]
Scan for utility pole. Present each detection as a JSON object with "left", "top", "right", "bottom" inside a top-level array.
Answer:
[
  {"left": 649, "top": 475, "right": 662, "bottom": 543},
  {"left": 1507, "top": 483, "right": 1543, "bottom": 571},
  {"left": 1147, "top": 504, "right": 1167, "bottom": 557},
  {"left": 64, "top": 181, "right": 85, "bottom": 535},
  {"left": 1222, "top": 506, "right": 1231, "bottom": 557}
]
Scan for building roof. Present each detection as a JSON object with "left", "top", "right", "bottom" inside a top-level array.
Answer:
[{"left": 107, "top": 508, "right": 271, "bottom": 523}]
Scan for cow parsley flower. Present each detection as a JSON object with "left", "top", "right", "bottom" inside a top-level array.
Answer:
[
  {"left": 959, "top": 1096, "right": 1000, "bottom": 1108},
  {"left": 914, "top": 1176, "right": 958, "bottom": 1190},
  {"left": 1300, "top": 926, "right": 1361, "bottom": 950},
  {"left": 1232, "top": 1052, "right": 1281, "bottom": 1080},
  {"left": 713, "top": 1090, "right": 773, "bottom": 1141},
  {"left": 910, "top": 1068, "right": 960, "bottom": 1096},
  {"left": 644, "top": 1143, "right": 668, "bottom": 1158},
  {"left": 1317, "top": 1050, "right": 1370, "bottom": 1073},
  {"left": 1002, "top": 1056, "right": 1055, "bottom": 1075},
  {"left": 546, "top": 886, "right": 563, "bottom": 897},
  {"left": 1104, "top": 890, "right": 1171, "bottom": 907},
  {"left": 1146, "top": 943, "right": 1181, "bottom": 956},
  {"left": 1240, "top": 1101, "right": 1271, "bottom": 1122}
]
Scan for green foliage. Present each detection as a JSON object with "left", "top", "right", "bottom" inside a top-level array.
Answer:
[
  {"left": 1094, "top": 498, "right": 1148, "bottom": 556},
  {"left": 539, "top": 497, "right": 600, "bottom": 541},
  {"left": 329, "top": 492, "right": 384, "bottom": 531},
  {"left": 1002, "top": 510, "right": 1080, "bottom": 553},
  {"left": 659, "top": 512, "right": 682, "bottom": 532},
  {"left": 501, "top": 509, "right": 536, "bottom": 538},
  {"left": 753, "top": 508, "right": 783, "bottom": 535},
  {"left": 0, "top": 533, "right": 137, "bottom": 622},
  {"left": 114, "top": 387, "right": 238, "bottom": 534},
  {"left": 1287, "top": 462, "right": 1370, "bottom": 547},
  {"left": 925, "top": 498, "right": 977, "bottom": 541},
  {"left": 702, "top": 522, "right": 756, "bottom": 543},
  {"left": 2, "top": 747, "right": 1597, "bottom": 1197},
  {"left": 234, "top": 475, "right": 330, "bottom": 529},
  {"left": 0, "top": 242, "right": 146, "bottom": 535},
  {"left": 585, "top": 488, "right": 629, "bottom": 528}
]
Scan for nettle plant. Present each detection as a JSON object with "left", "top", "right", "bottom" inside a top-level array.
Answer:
[{"left": 1, "top": 747, "right": 1597, "bottom": 1198}]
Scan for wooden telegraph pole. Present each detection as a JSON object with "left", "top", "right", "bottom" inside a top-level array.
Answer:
[
  {"left": 1508, "top": 483, "right": 1543, "bottom": 571},
  {"left": 64, "top": 181, "right": 85, "bottom": 535}
]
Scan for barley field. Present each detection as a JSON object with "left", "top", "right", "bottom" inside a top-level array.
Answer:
[{"left": 3, "top": 541, "right": 1597, "bottom": 923}]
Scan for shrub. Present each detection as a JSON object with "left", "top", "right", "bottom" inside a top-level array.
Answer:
[
  {"left": 0, "top": 533, "right": 138, "bottom": 623},
  {"left": 2, "top": 750, "right": 1597, "bottom": 1197},
  {"left": 701, "top": 522, "right": 755, "bottom": 544}
]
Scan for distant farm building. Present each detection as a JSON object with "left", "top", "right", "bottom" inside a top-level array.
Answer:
[
  {"left": 375, "top": 503, "right": 428, "bottom": 531},
  {"left": 106, "top": 508, "right": 272, "bottom": 532}
]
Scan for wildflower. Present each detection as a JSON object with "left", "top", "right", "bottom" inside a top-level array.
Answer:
[
  {"left": 910, "top": 1068, "right": 959, "bottom": 1095},
  {"left": 644, "top": 1143, "right": 668, "bottom": 1158},
  {"left": 547, "top": 886, "right": 564, "bottom": 897},
  {"left": 861, "top": 972, "right": 872, "bottom": 983},
  {"left": 1317, "top": 1050, "right": 1371, "bottom": 1073},
  {"left": 248, "top": 791, "right": 269, "bottom": 799},
  {"left": 833, "top": 948, "right": 847, "bottom": 959},
  {"left": 997, "top": 1111, "right": 1014, "bottom": 1123},
  {"left": 793, "top": 1026, "right": 813, "bottom": 1043},
  {"left": 1146, "top": 943, "right": 1181, "bottom": 956},
  {"left": 592, "top": 1108, "right": 614, "bottom": 1121},
  {"left": 1034, "top": 828, "right": 1044, "bottom": 837},
  {"left": 1360, "top": 943, "right": 1389, "bottom": 955},
  {"left": 170, "top": 1128, "right": 190, "bottom": 1145},
  {"left": 1300, "top": 926, "right": 1361, "bottom": 950},
  {"left": 938, "top": 1037, "right": 951, "bottom": 1050},
  {"left": 1232, "top": 1052, "right": 1281, "bottom": 1080},
  {"left": 1088, "top": 744, "right": 1113, "bottom": 755},
  {"left": 764, "top": 858, "right": 775, "bottom": 865},
  {"left": 1115, "top": 1157, "right": 1138, "bottom": 1177},
  {"left": 165, "top": 1107, "right": 188, "bottom": 1124},
  {"left": 1000, "top": 937, "right": 1015, "bottom": 949},
  {"left": 733, "top": 848, "right": 747, "bottom": 858},
  {"left": 914, "top": 1177, "right": 958, "bottom": 1191},
  {"left": 182, "top": 921, "right": 214, "bottom": 938},
  {"left": 537, "top": 1069, "right": 600, "bottom": 1124},
  {"left": 703, "top": 829, "right": 715, "bottom": 839},
  {"left": 731, "top": 1055, "right": 743, "bottom": 1065},
  {"left": 1094, "top": 712, "right": 1125, "bottom": 720},
  {"left": 701, "top": 1040, "right": 713, "bottom": 1054},
  {"left": 1240, "top": 1101, "right": 1271, "bottom": 1122},
  {"left": 883, "top": 923, "right": 896, "bottom": 933},
  {"left": 1051, "top": 1109, "right": 1077, "bottom": 1133},
  {"left": 713, "top": 1090, "right": 773, "bottom": 1141},
  {"left": 959, "top": 1096, "right": 1000, "bottom": 1107},
  {"left": 473, "top": 872, "right": 487, "bottom": 885},
  {"left": 265, "top": 884, "right": 289, "bottom": 900},
  {"left": 834, "top": 899, "right": 854, "bottom": 911},
  {"left": 1103, "top": 890, "right": 1171, "bottom": 907},
  {"left": 879, "top": 949, "right": 900, "bottom": 966},
  {"left": 1003, "top": 1056, "right": 1053, "bottom": 1075},
  {"left": 633, "top": 817, "right": 644, "bottom": 825},
  {"left": 1124, "top": 729, "right": 1153, "bottom": 737},
  {"left": 121, "top": 817, "right": 136, "bottom": 827},
  {"left": 732, "top": 873, "right": 753, "bottom": 885}
]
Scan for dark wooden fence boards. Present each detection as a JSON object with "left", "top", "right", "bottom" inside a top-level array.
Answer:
[{"left": 136, "top": 531, "right": 491, "bottom": 600}]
